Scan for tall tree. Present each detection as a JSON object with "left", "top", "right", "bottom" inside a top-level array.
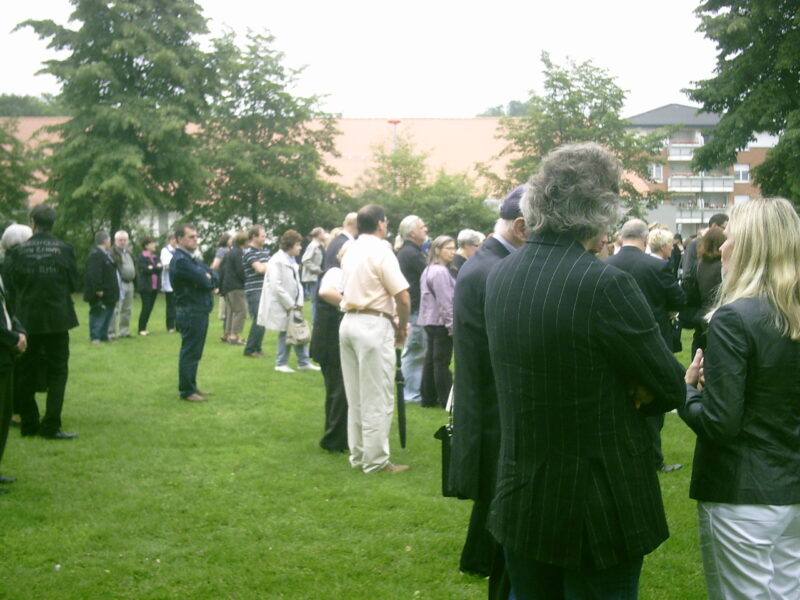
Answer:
[
  {"left": 0, "top": 119, "right": 36, "bottom": 222},
  {"left": 18, "top": 0, "right": 214, "bottom": 234},
  {"left": 482, "top": 53, "right": 669, "bottom": 216},
  {"left": 194, "top": 31, "right": 343, "bottom": 240},
  {"left": 687, "top": 0, "right": 800, "bottom": 204}
]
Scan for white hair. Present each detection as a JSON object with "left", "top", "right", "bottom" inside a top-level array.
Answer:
[{"left": 457, "top": 229, "right": 485, "bottom": 248}]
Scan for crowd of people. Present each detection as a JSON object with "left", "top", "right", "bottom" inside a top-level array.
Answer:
[{"left": 0, "top": 141, "right": 798, "bottom": 599}]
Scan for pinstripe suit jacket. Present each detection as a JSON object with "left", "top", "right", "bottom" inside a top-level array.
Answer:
[{"left": 484, "top": 231, "right": 685, "bottom": 570}]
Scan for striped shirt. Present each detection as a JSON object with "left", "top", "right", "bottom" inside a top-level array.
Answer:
[{"left": 243, "top": 246, "right": 271, "bottom": 294}]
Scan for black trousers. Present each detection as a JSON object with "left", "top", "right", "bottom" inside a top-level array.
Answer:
[
  {"left": 138, "top": 289, "right": 158, "bottom": 332},
  {"left": 244, "top": 291, "right": 265, "bottom": 355},
  {"left": 164, "top": 291, "right": 176, "bottom": 330},
  {"left": 0, "top": 369, "right": 12, "bottom": 467},
  {"left": 319, "top": 362, "right": 348, "bottom": 452},
  {"left": 421, "top": 325, "right": 453, "bottom": 408},
  {"left": 177, "top": 311, "right": 209, "bottom": 398},
  {"left": 18, "top": 332, "right": 70, "bottom": 436}
]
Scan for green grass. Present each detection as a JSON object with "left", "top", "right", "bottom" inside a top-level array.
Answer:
[{"left": 1, "top": 300, "right": 704, "bottom": 599}]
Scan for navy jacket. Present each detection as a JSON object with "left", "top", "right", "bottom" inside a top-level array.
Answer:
[
  {"left": 170, "top": 248, "right": 217, "bottom": 314},
  {"left": 3, "top": 232, "right": 79, "bottom": 334}
]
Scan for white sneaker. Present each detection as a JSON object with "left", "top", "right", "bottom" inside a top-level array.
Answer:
[
  {"left": 297, "top": 363, "right": 321, "bottom": 371},
  {"left": 274, "top": 365, "right": 295, "bottom": 373}
]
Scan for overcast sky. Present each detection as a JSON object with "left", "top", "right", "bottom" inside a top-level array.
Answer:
[{"left": 1, "top": 0, "right": 720, "bottom": 119}]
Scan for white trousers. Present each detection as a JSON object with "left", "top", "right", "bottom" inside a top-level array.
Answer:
[
  {"left": 698, "top": 501, "right": 800, "bottom": 600},
  {"left": 339, "top": 313, "right": 395, "bottom": 474}
]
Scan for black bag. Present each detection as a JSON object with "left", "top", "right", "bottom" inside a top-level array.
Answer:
[{"left": 433, "top": 423, "right": 457, "bottom": 498}]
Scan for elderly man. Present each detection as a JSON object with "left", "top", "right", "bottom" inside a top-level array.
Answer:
[
  {"left": 4, "top": 204, "right": 79, "bottom": 439},
  {"left": 109, "top": 230, "right": 136, "bottom": 339},
  {"left": 484, "top": 143, "right": 685, "bottom": 598},
  {"left": 450, "top": 187, "right": 526, "bottom": 597},
  {"left": 170, "top": 224, "right": 218, "bottom": 402},
  {"left": 451, "top": 228, "right": 485, "bottom": 275},
  {"left": 396, "top": 215, "right": 428, "bottom": 404},
  {"left": 606, "top": 219, "right": 686, "bottom": 474},
  {"left": 339, "top": 205, "right": 410, "bottom": 474},
  {"left": 84, "top": 231, "right": 120, "bottom": 344}
]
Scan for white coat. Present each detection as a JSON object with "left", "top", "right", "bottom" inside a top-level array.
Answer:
[{"left": 256, "top": 250, "right": 304, "bottom": 331}]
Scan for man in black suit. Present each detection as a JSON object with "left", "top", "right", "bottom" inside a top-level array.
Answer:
[
  {"left": 450, "top": 185, "right": 527, "bottom": 598},
  {"left": 4, "top": 204, "right": 80, "bottom": 439},
  {"left": 84, "top": 231, "right": 120, "bottom": 344},
  {"left": 170, "top": 224, "right": 218, "bottom": 402},
  {"left": 321, "top": 212, "right": 357, "bottom": 272},
  {"left": 605, "top": 219, "right": 685, "bottom": 473},
  {"left": 484, "top": 143, "right": 685, "bottom": 598}
]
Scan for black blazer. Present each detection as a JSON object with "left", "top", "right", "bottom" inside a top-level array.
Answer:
[
  {"left": 397, "top": 240, "right": 426, "bottom": 313},
  {"left": 136, "top": 251, "right": 162, "bottom": 293},
  {"left": 484, "top": 231, "right": 685, "bottom": 570},
  {"left": 3, "top": 232, "right": 79, "bottom": 334},
  {"left": 605, "top": 246, "right": 685, "bottom": 345},
  {"left": 84, "top": 246, "right": 120, "bottom": 305},
  {"left": 449, "top": 236, "right": 510, "bottom": 501},
  {"left": 220, "top": 246, "right": 245, "bottom": 295},
  {"left": 680, "top": 297, "right": 800, "bottom": 505}
]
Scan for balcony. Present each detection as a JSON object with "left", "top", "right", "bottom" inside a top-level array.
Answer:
[
  {"left": 667, "top": 145, "right": 694, "bottom": 161},
  {"left": 668, "top": 175, "right": 733, "bottom": 193}
]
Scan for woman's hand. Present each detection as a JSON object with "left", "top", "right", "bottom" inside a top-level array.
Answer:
[{"left": 685, "top": 348, "right": 704, "bottom": 390}]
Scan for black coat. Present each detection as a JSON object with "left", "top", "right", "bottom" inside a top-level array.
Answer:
[
  {"left": 484, "top": 231, "right": 685, "bottom": 570},
  {"left": 136, "top": 251, "right": 162, "bottom": 293},
  {"left": 0, "top": 280, "right": 25, "bottom": 375},
  {"left": 449, "top": 236, "right": 510, "bottom": 501},
  {"left": 220, "top": 246, "right": 245, "bottom": 295},
  {"left": 84, "top": 246, "right": 120, "bottom": 305},
  {"left": 321, "top": 233, "right": 350, "bottom": 272},
  {"left": 396, "top": 240, "right": 426, "bottom": 312},
  {"left": 680, "top": 297, "right": 800, "bottom": 505},
  {"left": 3, "top": 232, "right": 79, "bottom": 334},
  {"left": 605, "top": 246, "right": 685, "bottom": 345}
]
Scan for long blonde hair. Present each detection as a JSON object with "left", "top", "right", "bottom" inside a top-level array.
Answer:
[{"left": 712, "top": 197, "right": 800, "bottom": 340}]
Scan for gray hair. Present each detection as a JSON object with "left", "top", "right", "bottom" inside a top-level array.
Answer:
[
  {"left": 398, "top": 215, "right": 422, "bottom": 241},
  {"left": 94, "top": 231, "right": 110, "bottom": 246},
  {"left": 648, "top": 228, "right": 674, "bottom": 254},
  {"left": 523, "top": 142, "right": 622, "bottom": 241},
  {"left": 620, "top": 219, "right": 649, "bottom": 241},
  {"left": 457, "top": 229, "right": 485, "bottom": 248},
  {"left": 1, "top": 224, "right": 33, "bottom": 250},
  {"left": 114, "top": 230, "right": 129, "bottom": 241}
]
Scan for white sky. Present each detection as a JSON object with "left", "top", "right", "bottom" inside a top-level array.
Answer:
[{"left": 1, "top": 0, "right": 720, "bottom": 119}]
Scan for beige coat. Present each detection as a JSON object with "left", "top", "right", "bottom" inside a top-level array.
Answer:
[{"left": 256, "top": 250, "right": 304, "bottom": 331}]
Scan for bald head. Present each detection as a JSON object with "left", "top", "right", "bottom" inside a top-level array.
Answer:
[
  {"left": 619, "top": 219, "right": 648, "bottom": 251},
  {"left": 342, "top": 212, "right": 358, "bottom": 235}
]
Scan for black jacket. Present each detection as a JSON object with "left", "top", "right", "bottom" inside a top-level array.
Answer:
[
  {"left": 136, "top": 251, "right": 162, "bottom": 293},
  {"left": 605, "top": 246, "right": 685, "bottom": 345},
  {"left": 396, "top": 240, "right": 426, "bottom": 312},
  {"left": 485, "top": 231, "right": 685, "bottom": 570},
  {"left": 84, "top": 246, "right": 120, "bottom": 305},
  {"left": 170, "top": 247, "right": 218, "bottom": 314},
  {"left": 680, "top": 297, "right": 800, "bottom": 505},
  {"left": 449, "top": 236, "right": 509, "bottom": 501},
  {"left": 0, "top": 279, "right": 25, "bottom": 375},
  {"left": 220, "top": 246, "right": 245, "bottom": 295},
  {"left": 3, "top": 232, "right": 79, "bottom": 334}
]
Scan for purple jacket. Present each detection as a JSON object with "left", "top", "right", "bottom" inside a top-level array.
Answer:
[{"left": 418, "top": 263, "right": 455, "bottom": 332}]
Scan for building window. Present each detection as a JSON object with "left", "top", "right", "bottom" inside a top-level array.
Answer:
[
  {"left": 734, "top": 195, "right": 750, "bottom": 205},
  {"left": 734, "top": 163, "right": 750, "bottom": 182},
  {"left": 648, "top": 163, "right": 663, "bottom": 182}
]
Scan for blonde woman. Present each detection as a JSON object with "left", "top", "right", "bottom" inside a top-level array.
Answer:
[{"left": 681, "top": 198, "right": 800, "bottom": 600}]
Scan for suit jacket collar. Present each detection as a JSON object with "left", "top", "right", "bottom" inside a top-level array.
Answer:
[
  {"left": 617, "top": 245, "right": 644, "bottom": 257},
  {"left": 483, "top": 235, "right": 511, "bottom": 259},
  {"left": 529, "top": 230, "right": 585, "bottom": 252}
]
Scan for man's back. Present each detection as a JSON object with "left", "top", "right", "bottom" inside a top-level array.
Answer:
[
  {"left": 5, "top": 232, "right": 78, "bottom": 334},
  {"left": 485, "top": 230, "right": 684, "bottom": 570}
]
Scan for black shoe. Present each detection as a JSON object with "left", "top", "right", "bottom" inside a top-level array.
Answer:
[
  {"left": 0, "top": 475, "right": 16, "bottom": 484},
  {"left": 41, "top": 431, "right": 78, "bottom": 440},
  {"left": 658, "top": 463, "right": 682, "bottom": 473}
]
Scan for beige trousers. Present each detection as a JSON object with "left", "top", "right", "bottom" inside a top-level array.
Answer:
[{"left": 339, "top": 312, "right": 395, "bottom": 473}]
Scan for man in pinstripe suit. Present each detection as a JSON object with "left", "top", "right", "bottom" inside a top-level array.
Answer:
[{"left": 484, "top": 143, "right": 685, "bottom": 599}]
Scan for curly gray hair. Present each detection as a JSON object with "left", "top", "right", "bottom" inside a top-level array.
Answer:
[{"left": 522, "top": 142, "right": 622, "bottom": 241}]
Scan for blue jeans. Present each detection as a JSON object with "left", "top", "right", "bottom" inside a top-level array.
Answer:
[
  {"left": 177, "top": 311, "right": 209, "bottom": 398},
  {"left": 244, "top": 291, "right": 265, "bottom": 355},
  {"left": 89, "top": 300, "right": 115, "bottom": 341},
  {"left": 504, "top": 547, "right": 643, "bottom": 600},
  {"left": 401, "top": 311, "right": 426, "bottom": 402},
  {"left": 276, "top": 331, "right": 310, "bottom": 367}
]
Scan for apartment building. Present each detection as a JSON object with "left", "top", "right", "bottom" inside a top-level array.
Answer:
[{"left": 627, "top": 103, "right": 777, "bottom": 235}]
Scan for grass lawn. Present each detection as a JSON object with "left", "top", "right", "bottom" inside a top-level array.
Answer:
[{"left": 2, "top": 298, "right": 705, "bottom": 599}]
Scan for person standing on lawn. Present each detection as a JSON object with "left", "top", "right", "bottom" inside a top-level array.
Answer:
[
  {"left": 170, "top": 224, "right": 218, "bottom": 403},
  {"left": 136, "top": 236, "right": 162, "bottom": 336},
  {"left": 339, "top": 204, "right": 410, "bottom": 474},
  {"left": 109, "top": 230, "right": 136, "bottom": 340},
  {"left": 84, "top": 231, "right": 120, "bottom": 344},
  {"left": 4, "top": 204, "right": 79, "bottom": 439},
  {"left": 242, "top": 225, "right": 270, "bottom": 358}
]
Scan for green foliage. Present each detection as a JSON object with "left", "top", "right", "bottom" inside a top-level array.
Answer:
[
  {"left": 0, "top": 94, "right": 70, "bottom": 117},
  {"left": 482, "top": 53, "right": 669, "bottom": 218},
  {"left": 356, "top": 137, "right": 496, "bottom": 237},
  {"left": 193, "top": 31, "right": 345, "bottom": 241},
  {"left": 0, "top": 119, "right": 36, "bottom": 223},
  {"left": 17, "top": 0, "right": 215, "bottom": 235},
  {"left": 477, "top": 100, "right": 532, "bottom": 117},
  {"left": 687, "top": 0, "right": 800, "bottom": 204}
]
